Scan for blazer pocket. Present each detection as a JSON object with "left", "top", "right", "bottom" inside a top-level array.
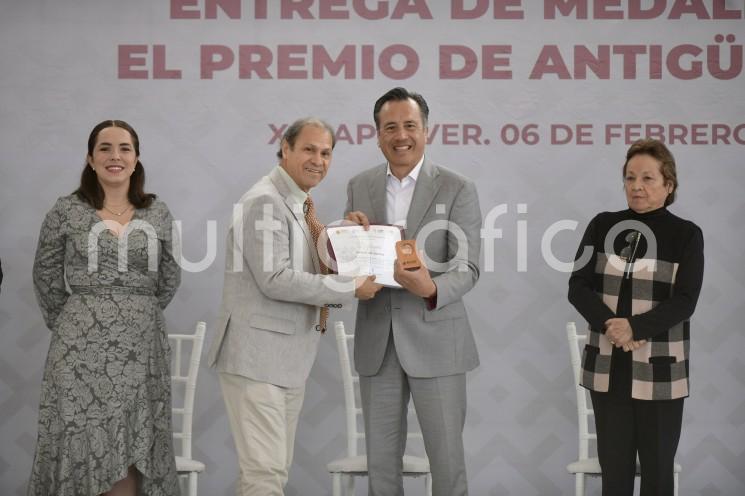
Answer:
[
  {"left": 423, "top": 302, "right": 467, "bottom": 322},
  {"left": 649, "top": 356, "right": 676, "bottom": 365},
  {"left": 249, "top": 313, "right": 296, "bottom": 335},
  {"left": 584, "top": 344, "right": 600, "bottom": 355}
]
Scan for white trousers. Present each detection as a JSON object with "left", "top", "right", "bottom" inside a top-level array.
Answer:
[{"left": 218, "top": 372, "right": 305, "bottom": 496}]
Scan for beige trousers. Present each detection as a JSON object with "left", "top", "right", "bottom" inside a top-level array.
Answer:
[{"left": 218, "top": 372, "right": 305, "bottom": 496}]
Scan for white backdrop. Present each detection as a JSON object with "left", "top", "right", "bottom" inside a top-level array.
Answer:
[{"left": 1, "top": 1, "right": 744, "bottom": 494}]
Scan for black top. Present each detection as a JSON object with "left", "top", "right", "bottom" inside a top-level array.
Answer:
[{"left": 568, "top": 206, "right": 704, "bottom": 395}]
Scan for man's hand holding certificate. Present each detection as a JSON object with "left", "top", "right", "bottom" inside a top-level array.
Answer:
[
  {"left": 335, "top": 211, "right": 437, "bottom": 302},
  {"left": 327, "top": 224, "right": 403, "bottom": 287}
]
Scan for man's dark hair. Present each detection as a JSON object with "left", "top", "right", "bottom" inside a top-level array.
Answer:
[{"left": 373, "top": 87, "right": 429, "bottom": 129}]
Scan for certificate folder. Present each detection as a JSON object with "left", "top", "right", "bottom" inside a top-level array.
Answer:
[{"left": 326, "top": 224, "right": 403, "bottom": 288}]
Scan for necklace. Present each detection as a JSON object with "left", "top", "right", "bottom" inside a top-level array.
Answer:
[{"left": 102, "top": 203, "right": 132, "bottom": 217}]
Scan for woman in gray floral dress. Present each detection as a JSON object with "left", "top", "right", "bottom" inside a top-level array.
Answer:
[{"left": 29, "top": 120, "right": 181, "bottom": 496}]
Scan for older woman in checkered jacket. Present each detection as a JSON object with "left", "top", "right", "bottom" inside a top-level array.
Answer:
[{"left": 567, "top": 138, "right": 704, "bottom": 496}]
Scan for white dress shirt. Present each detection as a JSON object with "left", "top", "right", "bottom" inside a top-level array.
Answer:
[
  {"left": 276, "top": 165, "right": 309, "bottom": 218},
  {"left": 385, "top": 156, "right": 424, "bottom": 227}
]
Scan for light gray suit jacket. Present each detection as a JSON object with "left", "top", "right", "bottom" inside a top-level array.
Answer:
[
  {"left": 208, "top": 167, "right": 355, "bottom": 388},
  {"left": 345, "top": 159, "right": 482, "bottom": 378}
]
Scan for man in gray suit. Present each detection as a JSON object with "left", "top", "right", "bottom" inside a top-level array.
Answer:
[
  {"left": 346, "top": 88, "right": 482, "bottom": 496},
  {"left": 208, "top": 117, "right": 382, "bottom": 496}
]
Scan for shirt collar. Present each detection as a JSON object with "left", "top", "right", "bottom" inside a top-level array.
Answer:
[
  {"left": 276, "top": 165, "right": 309, "bottom": 207},
  {"left": 386, "top": 155, "right": 424, "bottom": 184}
]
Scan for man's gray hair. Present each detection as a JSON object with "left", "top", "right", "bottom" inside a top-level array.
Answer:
[{"left": 276, "top": 117, "right": 336, "bottom": 160}]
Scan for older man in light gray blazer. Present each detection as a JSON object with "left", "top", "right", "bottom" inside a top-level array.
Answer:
[
  {"left": 208, "top": 117, "right": 381, "bottom": 496},
  {"left": 346, "top": 88, "right": 482, "bottom": 496}
]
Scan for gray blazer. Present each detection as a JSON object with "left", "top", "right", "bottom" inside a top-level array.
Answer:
[
  {"left": 345, "top": 160, "right": 482, "bottom": 378},
  {"left": 208, "top": 167, "right": 355, "bottom": 388}
]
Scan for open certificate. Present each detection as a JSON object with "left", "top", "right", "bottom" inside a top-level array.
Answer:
[{"left": 326, "top": 225, "right": 402, "bottom": 288}]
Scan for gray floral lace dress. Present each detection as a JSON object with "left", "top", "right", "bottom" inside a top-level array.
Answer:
[{"left": 28, "top": 194, "right": 181, "bottom": 496}]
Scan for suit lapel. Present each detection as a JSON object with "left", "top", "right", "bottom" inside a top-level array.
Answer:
[
  {"left": 405, "top": 159, "right": 440, "bottom": 238},
  {"left": 269, "top": 168, "right": 320, "bottom": 271},
  {"left": 368, "top": 164, "right": 388, "bottom": 224}
]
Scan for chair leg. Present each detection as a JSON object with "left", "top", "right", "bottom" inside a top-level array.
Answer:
[
  {"left": 189, "top": 472, "right": 198, "bottom": 496},
  {"left": 332, "top": 473, "right": 341, "bottom": 496},
  {"left": 425, "top": 473, "right": 432, "bottom": 496},
  {"left": 575, "top": 473, "right": 584, "bottom": 496},
  {"left": 177, "top": 473, "right": 185, "bottom": 495},
  {"left": 343, "top": 474, "right": 354, "bottom": 496}
]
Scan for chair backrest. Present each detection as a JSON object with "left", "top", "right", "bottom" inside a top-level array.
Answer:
[
  {"left": 169, "top": 321, "right": 206, "bottom": 460},
  {"left": 566, "top": 321, "right": 596, "bottom": 460},
  {"left": 334, "top": 321, "right": 362, "bottom": 457},
  {"left": 333, "top": 321, "right": 424, "bottom": 458}
]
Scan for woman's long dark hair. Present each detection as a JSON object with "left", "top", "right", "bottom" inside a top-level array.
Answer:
[{"left": 75, "top": 120, "right": 155, "bottom": 209}]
